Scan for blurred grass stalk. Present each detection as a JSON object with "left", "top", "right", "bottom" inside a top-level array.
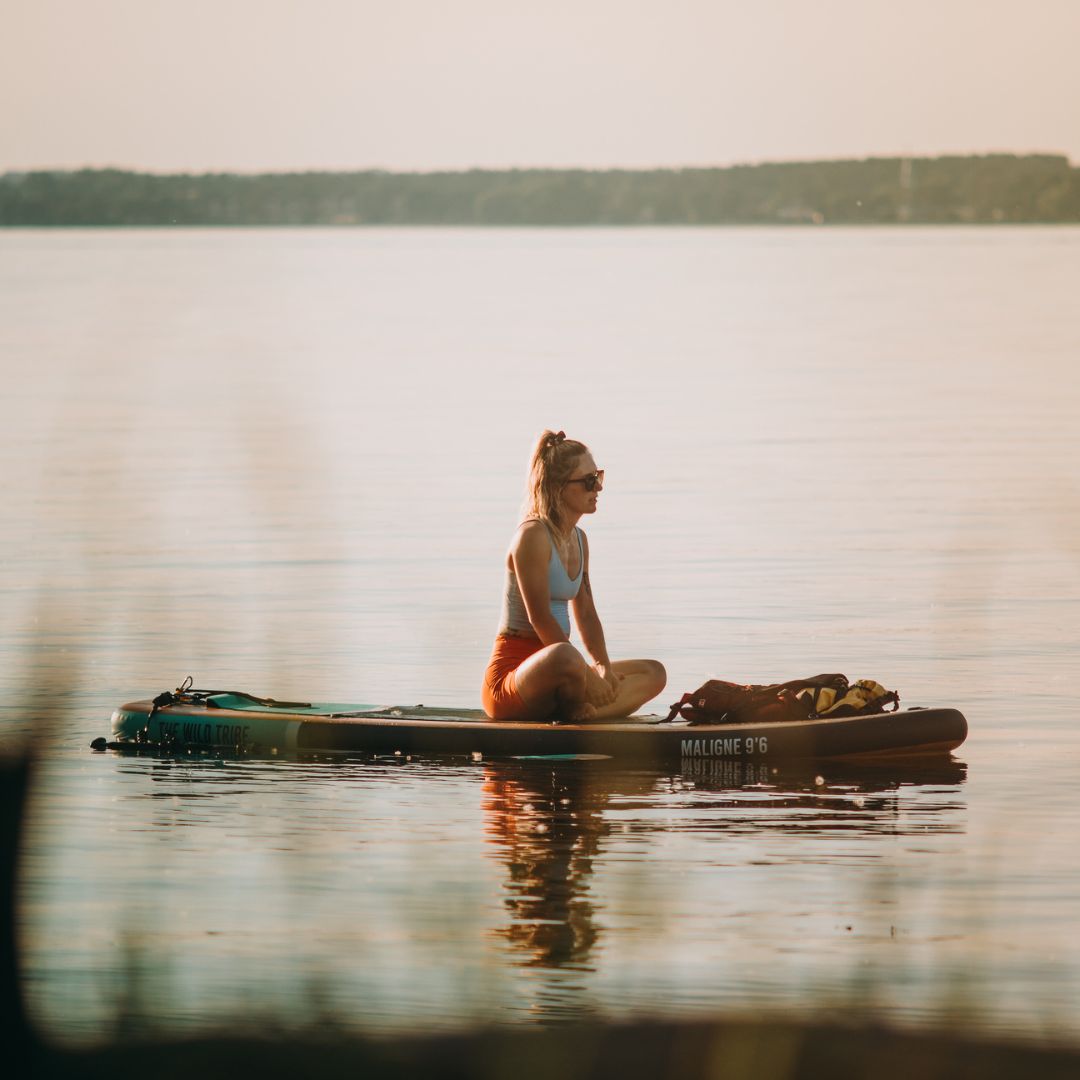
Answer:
[{"left": 1, "top": 742, "right": 33, "bottom": 1058}]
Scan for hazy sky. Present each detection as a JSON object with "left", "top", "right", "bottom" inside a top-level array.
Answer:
[{"left": 5, "top": 0, "right": 1079, "bottom": 173}]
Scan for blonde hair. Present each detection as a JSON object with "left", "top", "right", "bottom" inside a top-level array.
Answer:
[{"left": 523, "top": 429, "right": 590, "bottom": 533}]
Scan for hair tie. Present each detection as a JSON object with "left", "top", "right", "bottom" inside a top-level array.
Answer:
[{"left": 548, "top": 430, "right": 566, "bottom": 448}]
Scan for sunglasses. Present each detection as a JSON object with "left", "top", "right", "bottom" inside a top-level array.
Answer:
[{"left": 565, "top": 470, "right": 605, "bottom": 492}]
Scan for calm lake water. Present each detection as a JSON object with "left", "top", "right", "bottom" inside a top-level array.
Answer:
[{"left": 2, "top": 226, "right": 1079, "bottom": 1044}]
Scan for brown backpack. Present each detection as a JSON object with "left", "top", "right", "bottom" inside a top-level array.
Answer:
[{"left": 664, "top": 673, "right": 861, "bottom": 726}]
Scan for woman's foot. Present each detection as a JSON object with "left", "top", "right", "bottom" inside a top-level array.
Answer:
[{"left": 565, "top": 701, "right": 597, "bottom": 723}]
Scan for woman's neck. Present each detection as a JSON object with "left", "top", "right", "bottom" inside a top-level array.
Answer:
[{"left": 552, "top": 511, "right": 581, "bottom": 542}]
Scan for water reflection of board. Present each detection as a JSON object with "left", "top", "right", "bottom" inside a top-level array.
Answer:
[{"left": 106, "top": 692, "right": 967, "bottom": 762}]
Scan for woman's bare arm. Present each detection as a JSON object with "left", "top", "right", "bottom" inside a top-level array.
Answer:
[{"left": 571, "top": 533, "right": 617, "bottom": 685}]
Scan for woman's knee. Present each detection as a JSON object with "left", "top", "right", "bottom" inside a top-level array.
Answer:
[
  {"left": 647, "top": 659, "right": 667, "bottom": 695},
  {"left": 547, "top": 642, "right": 585, "bottom": 674},
  {"left": 541, "top": 643, "right": 589, "bottom": 697}
]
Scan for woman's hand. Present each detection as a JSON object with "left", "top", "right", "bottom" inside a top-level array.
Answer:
[
  {"left": 596, "top": 662, "right": 622, "bottom": 690},
  {"left": 585, "top": 664, "right": 618, "bottom": 707},
  {"left": 587, "top": 662, "right": 623, "bottom": 707}
]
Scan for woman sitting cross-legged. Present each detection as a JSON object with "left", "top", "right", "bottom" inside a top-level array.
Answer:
[{"left": 481, "top": 430, "right": 666, "bottom": 723}]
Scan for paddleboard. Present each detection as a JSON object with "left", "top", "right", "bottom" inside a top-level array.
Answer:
[{"left": 103, "top": 690, "right": 968, "bottom": 762}]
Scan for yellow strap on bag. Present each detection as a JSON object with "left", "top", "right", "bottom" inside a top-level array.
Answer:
[{"left": 813, "top": 678, "right": 898, "bottom": 717}]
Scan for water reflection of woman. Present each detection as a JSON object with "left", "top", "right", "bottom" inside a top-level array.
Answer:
[
  {"left": 482, "top": 764, "right": 605, "bottom": 968},
  {"left": 481, "top": 758, "right": 967, "bottom": 976},
  {"left": 481, "top": 430, "right": 666, "bottom": 722}
]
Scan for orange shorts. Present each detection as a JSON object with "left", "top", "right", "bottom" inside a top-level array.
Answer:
[{"left": 481, "top": 634, "right": 545, "bottom": 720}]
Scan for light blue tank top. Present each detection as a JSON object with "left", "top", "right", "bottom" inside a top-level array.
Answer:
[{"left": 499, "top": 522, "right": 583, "bottom": 637}]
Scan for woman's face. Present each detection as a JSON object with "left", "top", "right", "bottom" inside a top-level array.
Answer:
[{"left": 560, "top": 451, "right": 603, "bottom": 517}]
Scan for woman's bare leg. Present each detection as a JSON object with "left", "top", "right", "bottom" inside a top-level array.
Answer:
[
  {"left": 511, "top": 642, "right": 596, "bottom": 722},
  {"left": 588, "top": 659, "right": 667, "bottom": 720}
]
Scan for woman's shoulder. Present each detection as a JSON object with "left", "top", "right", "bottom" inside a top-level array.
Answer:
[
  {"left": 515, "top": 519, "right": 587, "bottom": 540},
  {"left": 518, "top": 517, "right": 550, "bottom": 535},
  {"left": 511, "top": 518, "right": 552, "bottom": 552}
]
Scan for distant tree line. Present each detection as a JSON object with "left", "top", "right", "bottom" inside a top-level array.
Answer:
[{"left": 2, "top": 155, "right": 1079, "bottom": 226}]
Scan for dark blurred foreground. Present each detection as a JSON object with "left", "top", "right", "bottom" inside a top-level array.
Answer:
[
  {"left": 5, "top": 749, "right": 1078, "bottom": 1080},
  {"left": 11, "top": 1006, "right": 1080, "bottom": 1080}
]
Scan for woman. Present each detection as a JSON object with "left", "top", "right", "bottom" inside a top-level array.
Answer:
[{"left": 481, "top": 430, "right": 666, "bottom": 722}]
